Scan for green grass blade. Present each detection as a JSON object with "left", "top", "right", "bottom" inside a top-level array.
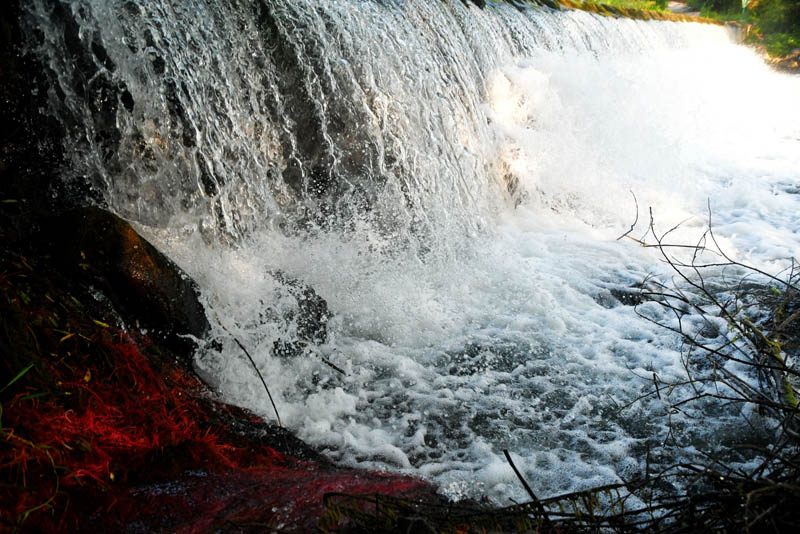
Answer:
[{"left": 1, "top": 363, "right": 35, "bottom": 393}]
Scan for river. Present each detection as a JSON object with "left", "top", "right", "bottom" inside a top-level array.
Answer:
[{"left": 27, "top": 0, "right": 800, "bottom": 504}]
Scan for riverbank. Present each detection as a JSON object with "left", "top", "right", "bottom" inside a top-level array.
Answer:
[{"left": 0, "top": 213, "right": 440, "bottom": 532}]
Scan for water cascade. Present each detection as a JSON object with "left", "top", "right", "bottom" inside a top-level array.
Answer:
[{"left": 25, "top": 0, "right": 800, "bottom": 503}]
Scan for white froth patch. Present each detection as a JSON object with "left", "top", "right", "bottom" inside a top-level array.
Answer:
[
  {"left": 143, "top": 13, "right": 800, "bottom": 506},
  {"left": 487, "top": 36, "right": 800, "bottom": 267}
]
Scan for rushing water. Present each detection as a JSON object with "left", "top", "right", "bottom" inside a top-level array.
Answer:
[{"left": 27, "top": 0, "right": 800, "bottom": 503}]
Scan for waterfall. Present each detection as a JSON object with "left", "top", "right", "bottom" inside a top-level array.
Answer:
[{"left": 25, "top": 0, "right": 800, "bottom": 503}]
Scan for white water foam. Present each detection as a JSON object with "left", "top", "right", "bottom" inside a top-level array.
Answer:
[
  {"left": 156, "top": 18, "right": 800, "bottom": 503},
  {"left": 36, "top": 0, "right": 800, "bottom": 505},
  {"left": 488, "top": 33, "right": 800, "bottom": 267}
]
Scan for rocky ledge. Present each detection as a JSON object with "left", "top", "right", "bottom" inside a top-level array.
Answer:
[
  {"left": 0, "top": 206, "right": 438, "bottom": 532},
  {"left": 768, "top": 47, "right": 800, "bottom": 72}
]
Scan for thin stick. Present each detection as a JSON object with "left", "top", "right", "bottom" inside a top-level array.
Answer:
[
  {"left": 319, "top": 355, "right": 347, "bottom": 376},
  {"left": 617, "top": 190, "right": 639, "bottom": 241},
  {"left": 296, "top": 340, "right": 347, "bottom": 376},
  {"left": 215, "top": 316, "right": 283, "bottom": 427},
  {"left": 503, "top": 449, "right": 551, "bottom": 526}
]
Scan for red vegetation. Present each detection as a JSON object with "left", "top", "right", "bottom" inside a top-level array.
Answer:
[{"left": 1, "top": 255, "right": 430, "bottom": 533}]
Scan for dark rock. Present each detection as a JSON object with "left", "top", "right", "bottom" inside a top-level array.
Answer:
[
  {"left": 194, "top": 399, "right": 332, "bottom": 466},
  {"left": 0, "top": 1, "right": 67, "bottom": 243},
  {"left": 273, "top": 271, "right": 331, "bottom": 345},
  {"left": 610, "top": 287, "right": 647, "bottom": 306},
  {"left": 270, "top": 270, "right": 332, "bottom": 358},
  {"left": 43, "top": 206, "right": 209, "bottom": 353},
  {"left": 773, "top": 48, "right": 800, "bottom": 72},
  {"left": 397, "top": 517, "right": 437, "bottom": 534},
  {"left": 595, "top": 285, "right": 652, "bottom": 309}
]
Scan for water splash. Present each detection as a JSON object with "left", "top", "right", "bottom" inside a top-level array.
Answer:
[{"left": 27, "top": 0, "right": 800, "bottom": 503}]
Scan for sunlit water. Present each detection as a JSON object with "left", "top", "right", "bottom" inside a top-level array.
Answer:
[{"left": 29, "top": 0, "right": 800, "bottom": 503}]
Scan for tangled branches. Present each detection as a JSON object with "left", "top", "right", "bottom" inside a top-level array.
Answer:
[
  {"left": 613, "top": 202, "right": 800, "bottom": 531},
  {"left": 629, "top": 204, "right": 799, "bottom": 451}
]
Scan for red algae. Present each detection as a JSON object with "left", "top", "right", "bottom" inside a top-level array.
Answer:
[{"left": 0, "top": 253, "right": 432, "bottom": 533}]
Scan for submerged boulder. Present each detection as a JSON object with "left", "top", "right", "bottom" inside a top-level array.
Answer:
[
  {"left": 270, "top": 270, "right": 332, "bottom": 358},
  {"left": 44, "top": 206, "right": 209, "bottom": 352}
]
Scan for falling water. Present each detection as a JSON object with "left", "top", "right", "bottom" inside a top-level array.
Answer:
[{"left": 26, "top": 0, "right": 800, "bottom": 503}]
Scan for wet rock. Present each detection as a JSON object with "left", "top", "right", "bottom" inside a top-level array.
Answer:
[
  {"left": 595, "top": 285, "right": 651, "bottom": 308},
  {"left": 270, "top": 270, "right": 332, "bottom": 358},
  {"left": 44, "top": 206, "right": 209, "bottom": 353},
  {"left": 195, "top": 399, "right": 331, "bottom": 465},
  {"left": 0, "top": 2, "right": 67, "bottom": 242},
  {"left": 609, "top": 287, "right": 647, "bottom": 307},
  {"left": 773, "top": 48, "right": 800, "bottom": 72}
]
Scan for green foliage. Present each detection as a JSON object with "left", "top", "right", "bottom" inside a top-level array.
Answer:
[
  {"left": 764, "top": 31, "right": 800, "bottom": 54},
  {"left": 687, "top": 0, "right": 741, "bottom": 12},
  {"left": 688, "top": 0, "right": 800, "bottom": 58},
  {"left": 751, "top": 0, "right": 800, "bottom": 33},
  {"left": 594, "top": 0, "right": 669, "bottom": 10}
]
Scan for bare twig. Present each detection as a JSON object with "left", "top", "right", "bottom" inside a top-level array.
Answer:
[
  {"left": 502, "top": 449, "right": 550, "bottom": 527},
  {"left": 617, "top": 190, "right": 640, "bottom": 241},
  {"left": 214, "top": 316, "right": 283, "bottom": 427}
]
